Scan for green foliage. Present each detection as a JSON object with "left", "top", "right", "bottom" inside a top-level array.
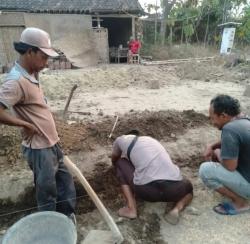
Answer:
[
  {"left": 146, "top": 3, "right": 160, "bottom": 13},
  {"left": 170, "top": 4, "right": 198, "bottom": 42},
  {"left": 236, "top": 6, "right": 250, "bottom": 44},
  {"left": 183, "top": 23, "right": 194, "bottom": 40},
  {"left": 142, "top": 0, "right": 249, "bottom": 46}
]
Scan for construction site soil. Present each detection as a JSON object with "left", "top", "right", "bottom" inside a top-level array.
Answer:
[
  {"left": 0, "top": 110, "right": 207, "bottom": 215},
  {"left": 1, "top": 59, "right": 250, "bottom": 243},
  {"left": 0, "top": 110, "right": 208, "bottom": 168},
  {"left": 0, "top": 110, "right": 208, "bottom": 243}
]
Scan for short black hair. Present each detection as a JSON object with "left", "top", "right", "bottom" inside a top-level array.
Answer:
[
  {"left": 125, "top": 129, "right": 140, "bottom": 136},
  {"left": 210, "top": 94, "right": 241, "bottom": 116},
  {"left": 14, "top": 42, "right": 39, "bottom": 55}
]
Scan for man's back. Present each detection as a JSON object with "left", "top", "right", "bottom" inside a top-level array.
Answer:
[
  {"left": 222, "top": 118, "right": 250, "bottom": 182},
  {"left": 113, "top": 135, "right": 182, "bottom": 185}
]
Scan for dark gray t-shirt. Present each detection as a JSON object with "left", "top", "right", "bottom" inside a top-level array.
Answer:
[{"left": 221, "top": 118, "right": 250, "bottom": 182}]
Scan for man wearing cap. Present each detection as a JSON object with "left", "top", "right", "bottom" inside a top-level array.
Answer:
[{"left": 0, "top": 27, "right": 76, "bottom": 221}]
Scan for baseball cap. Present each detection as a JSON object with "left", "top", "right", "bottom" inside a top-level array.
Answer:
[{"left": 20, "top": 27, "right": 59, "bottom": 57}]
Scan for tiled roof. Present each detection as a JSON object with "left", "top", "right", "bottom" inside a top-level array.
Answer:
[{"left": 0, "top": 0, "right": 143, "bottom": 14}]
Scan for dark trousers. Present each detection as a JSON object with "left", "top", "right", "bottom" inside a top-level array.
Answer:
[
  {"left": 115, "top": 158, "right": 193, "bottom": 202},
  {"left": 22, "top": 144, "right": 76, "bottom": 216}
]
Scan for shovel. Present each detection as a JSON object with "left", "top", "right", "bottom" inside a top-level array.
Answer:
[{"left": 63, "top": 156, "right": 124, "bottom": 244}]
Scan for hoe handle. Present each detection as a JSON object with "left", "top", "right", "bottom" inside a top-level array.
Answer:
[{"left": 64, "top": 156, "right": 124, "bottom": 244}]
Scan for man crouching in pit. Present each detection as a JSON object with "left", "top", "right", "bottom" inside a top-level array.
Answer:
[{"left": 111, "top": 129, "right": 193, "bottom": 224}]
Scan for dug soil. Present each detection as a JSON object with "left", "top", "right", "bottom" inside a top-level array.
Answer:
[{"left": 0, "top": 61, "right": 250, "bottom": 243}]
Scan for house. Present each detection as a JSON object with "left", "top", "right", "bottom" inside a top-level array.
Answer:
[{"left": 0, "top": 0, "right": 143, "bottom": 69}]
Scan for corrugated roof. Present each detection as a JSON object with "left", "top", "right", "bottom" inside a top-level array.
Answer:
[{"left": 0, "top": 0, "right": 143, "bottom": 14}]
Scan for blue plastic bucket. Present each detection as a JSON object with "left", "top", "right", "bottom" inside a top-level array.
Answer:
[{"left": 2, "top": 211, "right": 77, "bottom": 244}]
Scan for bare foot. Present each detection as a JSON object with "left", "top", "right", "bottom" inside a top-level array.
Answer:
[
  {"left": 118, "top": 207, "right": 137, "bottom": 219},
  {"left": 164, "top": 208, "right": 180, "bottom": 225},
  {"left": 165, "top": 202, "right": 175, "bottom": 213},
  {"left": 233, "top": 200, "right": 250, "bottom": 209}
]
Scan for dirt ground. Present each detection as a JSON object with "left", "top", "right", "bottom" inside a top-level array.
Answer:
[{"left": 1, "top": 57, "right": 250, "bottom": 243}]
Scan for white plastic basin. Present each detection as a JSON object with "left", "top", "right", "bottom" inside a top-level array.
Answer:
[{"left": 2, "top": 211, "right": 77, "bottom": 244}]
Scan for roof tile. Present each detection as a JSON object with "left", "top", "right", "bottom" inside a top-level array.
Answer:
[{"left": 0, "top": 0, "right": 143, "bottom": 13}]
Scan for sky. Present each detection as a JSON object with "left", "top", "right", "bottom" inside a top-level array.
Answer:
[
  {"left": 138, "top": 0, "right": 247, "bottom": 16},
  {"left": 138, "top": 0, "right": 159, "bottom": 9}
]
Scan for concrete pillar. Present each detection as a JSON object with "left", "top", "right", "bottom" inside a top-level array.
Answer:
[
  {"left": 97, "top": 16, "right": 101, "bottom": 28},
  {"left": 132, "top": 17, "right": 135, "bottom": 39}
]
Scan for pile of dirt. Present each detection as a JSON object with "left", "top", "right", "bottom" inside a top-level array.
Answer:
[
  {"left": 0, "top": 162, "right": 120, "bottom": 228},
  {"left": 0, "top": 110, "right": 209, "bottom": 169},
  {"left": 0, "top": 110, "right": 208, "bottom": 230},
  {"left": 109, "top": 110, "right": 208, "bottom": 141},
  {"left": 40, "top": 65, "right": 178, "bottom": 101},
  {"left": 75, "top": 162, "right": 122, "bottom": 214},
  {"left": 0, "top": 125, "right": 22, "bottom": 170},
  {"left": 0, "top": 190, "right": 36, "bottom": 228},
  {"left": 57, "top": 110, "right": 208, "bottom": 154},
  {"left": 175, "top": 58, "right": 249, "bottom": 83},
  {"left": 0, "top": 162, "right": 122, "bottom": 231},
  {"left": 175, "top": 154, "right": 204, "bottom": 168}
]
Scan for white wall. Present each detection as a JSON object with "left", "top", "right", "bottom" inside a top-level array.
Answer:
[
  {"left": 0, "top": 13, "right": 25, "bottom": 66},
  {"left": 24, "top": 13, "right": 100, "bottom": 67},
  {"left": 0, "top": 13, "right": 109, "bottom": 67}
]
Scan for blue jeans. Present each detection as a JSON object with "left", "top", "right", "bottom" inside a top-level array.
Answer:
[
  {"left": 199, "top": 161, "right": 250, "bottom": 199},
  {"left": 22, "top": 144, "right": 76, "bottom": 216}
]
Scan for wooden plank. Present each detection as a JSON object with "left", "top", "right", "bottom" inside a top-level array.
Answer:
[{"left": 142, "top": 56, "right": 215, "bottom": 65}]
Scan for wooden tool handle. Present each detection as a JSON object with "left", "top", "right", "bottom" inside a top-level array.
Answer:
[
  {"left": 64, "top": 156, "right": 124, "bottom": 244},
  {"left": 63, "top": 84, "right": 78, "bottom": 116}
]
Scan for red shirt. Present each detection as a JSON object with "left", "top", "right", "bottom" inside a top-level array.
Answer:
[{"left": 128, "top": 40, "right": 141, "bottom": 54}]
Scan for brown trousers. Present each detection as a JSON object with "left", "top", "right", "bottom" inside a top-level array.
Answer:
[{"left": 115, "top": 158, "right": 193, "bottom": 202}]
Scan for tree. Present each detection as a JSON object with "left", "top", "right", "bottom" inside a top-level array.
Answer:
[
  {"left": 160, "top": 0, "right": 177, "bottom": 45},
  {"left": 142, "top": 0, "right": 248, "bottom": 46},
  {"left": 170, "top": 2, "right": 199, "bottom": 43},
  {"left": 237, "top": 6, "right": 250, "bottom": 44},
  {"left": 146, "top": 2, "right": 160, "bottom": 44}
]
